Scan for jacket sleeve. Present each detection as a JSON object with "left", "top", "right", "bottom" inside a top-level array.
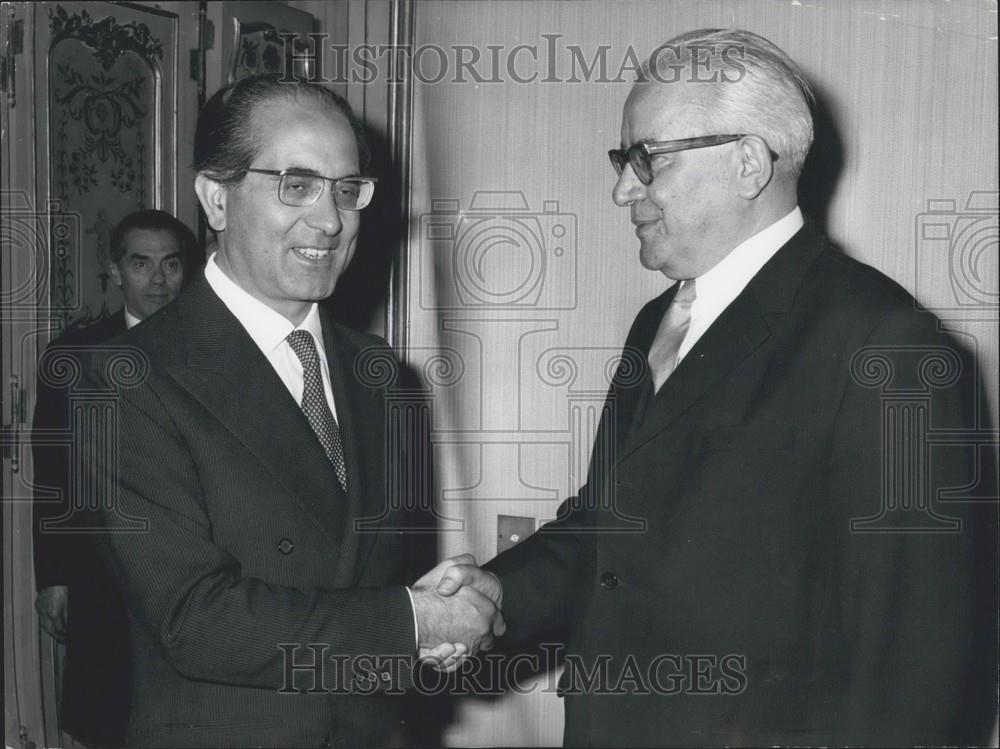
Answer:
[
  {"left": 32, "top": 342, "right": 86, "bottom": 590},
  {"left": 484, "top": 301, "right": 660, "bottom": 649},
  {"left": 825, "top": 307, "right": 997, "bottom": 745}
]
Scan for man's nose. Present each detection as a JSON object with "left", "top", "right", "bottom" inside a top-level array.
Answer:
[
  {"left": 612, "top": 164, "right": 645, "bottom": 207},
  {"left": 305, "top": 191, "right": 344, "bottom": 236},
  {"left": 150, "top": 265, "right": 166, "bottom": 284}
]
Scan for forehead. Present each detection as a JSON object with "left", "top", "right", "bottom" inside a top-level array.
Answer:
[
  {"left": 249, "top": 96, "right": 359, "bottom": 169},
  {"left": 622, "top": 81, "right": 703, "bottom": 144},
  {"left": 120, "top": 228, "right": 181, "bottom": 257}
]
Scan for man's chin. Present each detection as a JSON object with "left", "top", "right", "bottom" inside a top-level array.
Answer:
[{"left": 638, "top": 243, "right": 664, "bottom": 272}]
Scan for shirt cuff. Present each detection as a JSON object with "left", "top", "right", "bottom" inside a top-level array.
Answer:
[{"left": 405, "top": 586, "right": 419, "bottom": 651}]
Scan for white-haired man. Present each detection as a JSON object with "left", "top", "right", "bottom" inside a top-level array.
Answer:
[{"left": 438, "top": 28, "right": 996, "bottom": 746}]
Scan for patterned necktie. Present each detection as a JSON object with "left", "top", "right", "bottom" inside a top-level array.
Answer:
[
  {"left": 647, "top": 279, "right": 697, "bottom": 392},
  {"left": 286, "top": 330, "right": 348, "bottom": 492}
]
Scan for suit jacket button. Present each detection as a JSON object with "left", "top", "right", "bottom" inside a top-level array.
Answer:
[
  {"left": 600, "top": 572, "right": 618, "bottom": 590},
  {"left": 278, "top": 538, "right": 294, "bottom": 555}
]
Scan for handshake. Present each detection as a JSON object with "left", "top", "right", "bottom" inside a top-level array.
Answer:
[{"left": 410, "top": 554, "right": 505, "bottom": 672}]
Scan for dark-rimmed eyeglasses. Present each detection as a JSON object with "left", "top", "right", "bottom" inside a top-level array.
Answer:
[
  {"left": 608, "top": 134, "right": 777, "bottom": 185},
  {"left": 245, "top": 168, "right": 377, "bottom": 210}
]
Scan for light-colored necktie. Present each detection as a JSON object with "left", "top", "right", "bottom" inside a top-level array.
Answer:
[
  {"left": 286, "top": 330, "right": 348, "bottom": 492},
  {"left": 647, "top": 279, "right": 697, "bottom": 392}
]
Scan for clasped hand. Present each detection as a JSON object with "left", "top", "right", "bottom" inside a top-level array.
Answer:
[{"left": 411, "top": 554, "right": 504, "bottom": 672}]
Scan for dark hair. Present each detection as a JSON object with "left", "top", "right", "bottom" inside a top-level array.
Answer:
[
  {"left": 193, "top": 74, "right": 371, "bottom": 185},
  {"left": 110, "top": 209, "right": 198, "bottom": 267}
]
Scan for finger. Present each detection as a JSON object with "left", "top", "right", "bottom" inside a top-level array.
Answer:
[
  {"left": 448, "top": 553, "right": 477, "bottom": 567},
  {"left": 437, "top": 564, "right": 481, "bottom": 596},
  {"left": 38, "top": 616, "right": 55, "bottom": 638},
  {"left": 433, "top": 656, "right": 466, "bottom": 674},
  {"left": 39, "top": 616, "right": 63, "bottom": 642},
  {"left": 479, "top": 634, "right": 495, "bottom": 652},
  {"left": 492, "top": 611, "right": 507, "bottom": 637},
  {"left": 419, "top": 642, "right": 457, "bottom": 662}
]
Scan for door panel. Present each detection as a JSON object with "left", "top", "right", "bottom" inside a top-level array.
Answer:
[
  {"left": 39, "top": 1, "right": 179, "bottom": 330},
  {"left": 3, "top": 3, "right": 190, "bottom": 746}
]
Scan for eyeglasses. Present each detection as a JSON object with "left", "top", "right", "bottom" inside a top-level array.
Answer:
[
  {"left": 245, "top": 168, "right": 377, "bottom": 210},
  {"left": 608, "top": 134, "right": 776, "bottom": 185}
]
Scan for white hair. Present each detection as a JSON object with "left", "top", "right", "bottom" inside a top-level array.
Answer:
[{"left": 642, "top": 29, "right": 815, "bottom": 179}]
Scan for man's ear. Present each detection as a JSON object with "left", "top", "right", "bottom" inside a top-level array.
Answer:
[
  {"left": 735, "top": 136, "right": 774, "bottom": 200},
  {"left": 195, "top": 174, "right": 228, "bottom": 232},
  {"left": 109, "top": 261, "right": 123, "bottom": 289}
]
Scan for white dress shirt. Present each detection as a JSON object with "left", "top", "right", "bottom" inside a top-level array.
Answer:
[
  {"left": 674, "top": 206, "right": 804, "bottom": 365},
  {"left": 204, "top": 253, "right": 339, "bottom": 421}
]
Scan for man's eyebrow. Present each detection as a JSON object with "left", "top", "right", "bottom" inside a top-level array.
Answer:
[
  {"left": 282, "top": 165, "right": 323, "bottom": 176},
  {"left": 126, "top": 251, "right": 182, "bottom": 261},
  {"left": 281, "top": 165, "right": 362, "bottom": 178}
]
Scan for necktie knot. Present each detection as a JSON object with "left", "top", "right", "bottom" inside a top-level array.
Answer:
[
  {"left": 672, "top": 278, "right": 697, "bottom": 307},
  {"left": 647, "top": 279, "right": 697, "bottom": 393},
  {"left": 286, "top": 330, "right": 319, "bottom": 368}
]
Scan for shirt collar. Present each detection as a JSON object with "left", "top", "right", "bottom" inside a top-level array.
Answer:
[
  {"left": 204, "top": 252, "right": 323, "bottom": 355},
  {"left": 123, "top": 307, "right": 142, "bottom": 329},
  {"left": 691, "top": 206, "right": 804, "bottom": 314}
]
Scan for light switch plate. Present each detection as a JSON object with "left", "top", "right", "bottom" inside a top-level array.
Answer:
[{"left": 497, "top": 515, "right": 535, "bottom": 554}]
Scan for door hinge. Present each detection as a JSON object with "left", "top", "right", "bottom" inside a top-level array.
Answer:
[
  {"left": 2, "top": 374, "right": 26, "bottom": 473},
  {"left": 190, "top": 15, "right": 213, "bottom": 83},
  {"left": 1, "top": 11, "right": 23, "bottom": 104}
]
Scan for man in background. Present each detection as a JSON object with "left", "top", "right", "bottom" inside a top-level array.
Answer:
[
  {"left": 438, "top": 28, "right": 997, "bottom": 746},
  {"left": 33, "top": 208, "right": 197, "bottom": 747}
]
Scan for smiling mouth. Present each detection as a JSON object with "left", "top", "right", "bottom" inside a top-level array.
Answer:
[{"left": 292, "top": 247, "right": 335, "bottom": 261}]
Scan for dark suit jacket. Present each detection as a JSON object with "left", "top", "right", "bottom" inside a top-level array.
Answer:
[
  {"left": 33, "top": 309, "right": 132, "bottom": 747},
  {"left": 487, "top": 222, "right": 998, "bottom": 747},
  {"left": 84, "top": 276, "right": 427, "bottom": 748}
]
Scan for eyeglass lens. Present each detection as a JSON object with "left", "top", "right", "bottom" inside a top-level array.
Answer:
[
  {"left": 278, "top": 174, "right": 374, "bottom": 210},
  {"left": 608, "top": 146, "right": 653, "bottom": 185}
]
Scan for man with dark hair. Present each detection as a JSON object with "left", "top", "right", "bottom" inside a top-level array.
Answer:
[
  {"left": 84, "top": 75, "right": 499, "bottom": 748},
  {"left": 437, "top": 29, "right": 997, "bottom": 746},
  {"left": 33, "top": 208, "right": 196, "bottom": 747},
  {"left": 108, "top": 208, "right": 198, "bottom": 321}
]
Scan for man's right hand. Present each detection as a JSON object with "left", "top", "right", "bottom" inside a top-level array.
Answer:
[
  {"left": 411, "top": 555, "right": 505, "bottom": 656},
  {"left": 35, "top": 585, "right": 69, "bottom": 642}
]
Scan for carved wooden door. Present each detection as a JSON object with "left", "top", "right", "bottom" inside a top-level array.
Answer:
[
  {"left": 2, "top": 3, "right": 192, "bottom": 747},
  {"left": 38, "top": 1, "right": 181, "bottom": 330}
]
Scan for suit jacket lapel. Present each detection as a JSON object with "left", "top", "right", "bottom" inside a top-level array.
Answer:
[
  {"left": 168, "top": 277, "right": 347, "bottom": 544},
  {"left": 622, "top": 293, "right": 771, "bottom": 458},
  {"left": 618, "top": 221, "right": 828, "bottom": 461},
  {"left": 110, "top": 309, "right": 127, "bottom": 336},
  {"left": 321, "top": 315, "right": 383, "bottom": 587}
]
